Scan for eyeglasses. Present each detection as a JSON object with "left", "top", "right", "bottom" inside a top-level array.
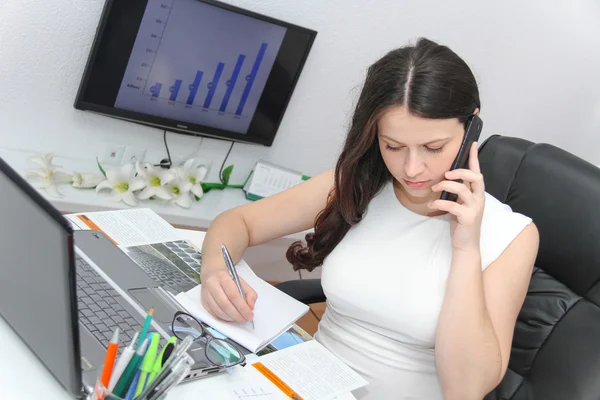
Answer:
[{"left": 170, "top": 311, "right": 246, "bottom": 368}]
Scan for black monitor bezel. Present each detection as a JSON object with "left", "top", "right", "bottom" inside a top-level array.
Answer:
[{"left": 74, "top": 0, "right": 317, "bottom": 146}]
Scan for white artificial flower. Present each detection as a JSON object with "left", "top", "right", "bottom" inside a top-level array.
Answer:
[
  {"left": 31, "top": 153, "right": 62, "bottom": 170},
  {"left": 25, "top": 153, "right": 72, "bottom": 198},
  {"left": 166, "top": 173, "right": 194, "bottom": 208},
  {"left": 135, "top": 162, "right": 176, "bottom": 200},
  {"left": 179, "top": 159, "right": 208, "bottom": 199},
  {"left": 72, "top": 172, "right": 105, "bottom": 189},
  {"left": 95, "top": 164, "right": 146, "bottom": 206}
]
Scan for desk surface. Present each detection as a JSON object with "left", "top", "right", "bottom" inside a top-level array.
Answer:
[
  {"left": 0, "top": 147, "right": 307, "bottom": 241},
  {"left": 0, "top": 229, "right": 213, "bottom": 399},
  {"left": 0, "top": 315, "right": 275, "bottom": 400},
  {"left": 0, "top": 229, "right": 335, "bottom": 399}
]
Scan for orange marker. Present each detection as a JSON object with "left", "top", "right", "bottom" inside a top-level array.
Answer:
[{"left": 100, "top": 328, "right": 120, "bottom": 389}]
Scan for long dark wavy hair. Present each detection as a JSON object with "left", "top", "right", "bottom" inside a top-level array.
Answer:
[{"left": 286, "top": 37, "right": 481, "bottom": 272}]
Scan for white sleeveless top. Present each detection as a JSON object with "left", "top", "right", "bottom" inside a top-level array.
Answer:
[{"left": 314, "top": 180, "right": 532, "bottom": 399}]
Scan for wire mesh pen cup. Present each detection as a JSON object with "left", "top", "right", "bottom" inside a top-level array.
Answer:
[{"left": 87, "top": 378, "right": 125, "bottom": 400}]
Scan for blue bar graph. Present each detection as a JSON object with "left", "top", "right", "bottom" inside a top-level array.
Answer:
[
  {"left": 169, "top": 79, "right": 182, "bottom": 101},
  {"left": 187, "top": 71, "right": 204, "bottom": 105},
  {"left": 203, "top": 62, "right": 225, "bottom": 109},
  {"left": 236, "top": 42, "right": 267, "bottom": 115},
  {"left": 150, "top": 83, "right": 163, "bottom": 97},
  {"left": 219, "top": 54, "right": 246, "bottom": 112}
]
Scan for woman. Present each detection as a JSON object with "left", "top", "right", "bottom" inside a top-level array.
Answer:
[{"left": 199, "top": 37, "right": 539, "bottom": 399}]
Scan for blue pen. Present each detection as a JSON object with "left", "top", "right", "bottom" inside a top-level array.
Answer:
[{"left": 125, "top": 369, "right": 142, "bottom": 400}]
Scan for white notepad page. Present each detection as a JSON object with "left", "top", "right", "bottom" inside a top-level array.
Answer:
[{"left": 174, "top": 259, "right": 309, "bottom": 352}]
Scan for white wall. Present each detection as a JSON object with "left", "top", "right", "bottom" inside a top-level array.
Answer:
[{"left": 1, "top": 0, "right": 600, "bottom": 186}]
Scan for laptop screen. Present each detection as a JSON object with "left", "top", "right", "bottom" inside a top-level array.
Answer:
[{"left": 0, "top": 158, "right": 82, "bottom": 396}]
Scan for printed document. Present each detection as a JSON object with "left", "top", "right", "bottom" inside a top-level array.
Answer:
[
  {"left": 65, "top": 208, "right": 183, "bottom": 247},
  {"left": 251, "top": 340, "right": 368, "bottom": 400}
]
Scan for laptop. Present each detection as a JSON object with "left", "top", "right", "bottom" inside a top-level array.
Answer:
[
  {"left": 0, "top": 157, "right": 224, "bottom": 398},
  {"left": 121, "top": 240, "right": 202, "bottom": 294}
]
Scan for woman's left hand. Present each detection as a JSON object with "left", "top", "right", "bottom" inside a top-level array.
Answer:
[{"left": 429, "top": 142, "right": 485, "bottom": 252}]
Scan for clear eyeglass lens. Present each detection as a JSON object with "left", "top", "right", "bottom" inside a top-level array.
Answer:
[
  {"left": 206, "top": 339, "right": 243, "bottom": 367},
  {"left": 172, "top": 314, "right": 204, "bottom": 340}
]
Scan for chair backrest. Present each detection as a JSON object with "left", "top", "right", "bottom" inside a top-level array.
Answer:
[{"left": 480, "top": 135, "right": 600, "bottom": 400}]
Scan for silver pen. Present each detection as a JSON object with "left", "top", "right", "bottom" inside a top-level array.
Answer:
[{"left": 221, "top": 243, "right": 255, "bottom": 329}]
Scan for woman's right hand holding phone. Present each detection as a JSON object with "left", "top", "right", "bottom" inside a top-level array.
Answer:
[{"left": 200, "top": 266, "right": 258, "bottom": 323}]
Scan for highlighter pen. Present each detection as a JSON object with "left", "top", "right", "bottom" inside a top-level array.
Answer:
[
  {"left": 137, "top": 355, "right": 192, "bottom": 400},
  {"left": 137, "top": 308, "right": 154, "bottom": 348},
  {"left": 99, "top": 328, "right": 119, "bottom": 389},
  {"left": 113, "top": 338, "right": 149, "bottom": 398},
  {"left": 146, "top": 362, "right": 191, "bottom": 400},
  {"left": 138, "top": 337, "right": 195, "bottom": 400},
  {"left": 161, "top": 343, "right": 175, "bottom": 366},
  {"left": 108, "top": 332, "right": 139, "bottom": 391},
  {"left": 148, "top": 336, "right": 177, "bottom": 384},
  {"left": 135, "top": 332, "right": 161, "bottom": 397}
]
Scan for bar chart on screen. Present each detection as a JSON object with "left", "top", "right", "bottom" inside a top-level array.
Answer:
[
  {"left": 146, "top": 41, "right": 268, "bottom": 116},
  {"left": 114, "top": 0, "right": 287, "bottom": 133}
]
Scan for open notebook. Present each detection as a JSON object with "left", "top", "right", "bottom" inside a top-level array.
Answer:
[{"left": 174, "top": 259, "right": 310, "bottom": 353}]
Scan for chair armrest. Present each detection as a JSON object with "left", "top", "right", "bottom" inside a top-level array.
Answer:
[{"left": 274, "top": 279, "right": 326, "bottom": 305}]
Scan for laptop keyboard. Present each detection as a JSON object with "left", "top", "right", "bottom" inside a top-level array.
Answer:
[
  {"left": 75, "top": 255, "right": 139, "bottom": 349},
  {"left": 123, "top": 240, "right": 201, "bottom": 294}
]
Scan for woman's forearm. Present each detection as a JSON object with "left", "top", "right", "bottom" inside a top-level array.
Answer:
[
  {"left": 200, "top": 210, "right": 250, "bottom": 278},
  {"left": 435, "top": 247, "right": 502, "bottom": 399}
]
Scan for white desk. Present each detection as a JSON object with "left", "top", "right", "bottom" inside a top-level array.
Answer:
[
  {"left": 0, "top": 317, "right": 358, "bottom": 400},
  {"left": 0, "top": 229, "right": 335, "bottom": 399},
  {"left": 0, "top": 312, "right": 278, "bottom": 400},
  {"left": 0, "top": 309, "right": 355, "bottom": 400}
]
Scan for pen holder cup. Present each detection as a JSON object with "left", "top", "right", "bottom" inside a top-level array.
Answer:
[
  {"left": 87, "top": 376, "right": 175, "bottom": 400},
  {"left": 86, "top": 379, "right": 126, "bottom": 400}
]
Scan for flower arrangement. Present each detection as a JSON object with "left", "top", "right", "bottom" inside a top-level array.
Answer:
[{"left": 25, "top": 153, "right": 243, "bottom": 209}]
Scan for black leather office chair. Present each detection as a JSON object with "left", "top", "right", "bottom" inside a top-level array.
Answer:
[{"left": 275, "top": 135, "right": 600, "bottom": 399}]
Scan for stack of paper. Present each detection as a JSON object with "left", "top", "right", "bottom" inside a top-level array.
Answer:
[
  {"left": 169, "top": 340, "right": 368, "bottom": 400},
  {"left": 175, "top": 259, "right": 310, "bottom": 353},
  {"left": 248, "top": 340, "right": 368, "bottom": 400}
]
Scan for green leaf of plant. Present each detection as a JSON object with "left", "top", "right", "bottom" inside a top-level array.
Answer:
[
  {"left": 200, "top": 183, "right": 212, "bottom": 194},
  {"left": 221, "top": 165, "right": 234, "bottom": 186},
  {"left": 96, "top": 157, "right": 107, "bottom": 178}
]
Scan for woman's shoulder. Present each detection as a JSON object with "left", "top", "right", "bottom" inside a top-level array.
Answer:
[
  {"left": 480, "top": 192, "right": 534, "bottom": 270},
  {"left": 482, "top": 192, "right": 530, "bottom": 220}
]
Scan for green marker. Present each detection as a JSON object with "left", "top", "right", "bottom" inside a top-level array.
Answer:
[
  {"left": 134, "top": 333, "right": 161, "bottom": 397},
  {"left": 137, "top": 308, "right": 154, "bottom": 348},
  {"left": 148, "top": 336, "right": 177, "bottom": 384},
  {"left": 113, "top": 338, "right": 149, "bottom": 398}
]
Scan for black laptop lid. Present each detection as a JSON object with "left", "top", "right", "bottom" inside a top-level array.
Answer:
[{"left": 0, "top": 157, "right": 82, "bottom": 397}]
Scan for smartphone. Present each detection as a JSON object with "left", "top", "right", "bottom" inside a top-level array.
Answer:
[{"left": 439, "top": 114, "right": 483, "bottom": 202}]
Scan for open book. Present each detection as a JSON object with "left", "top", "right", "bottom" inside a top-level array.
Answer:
[
  {"left": 64, "top": 208, "right": 183, "bottom": 247},
  {"left": 229, "top": 341, "right": 367, "bottom": 400},
  {"left": 174, "top": 259, "right": 310, "bottom": 353}
]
